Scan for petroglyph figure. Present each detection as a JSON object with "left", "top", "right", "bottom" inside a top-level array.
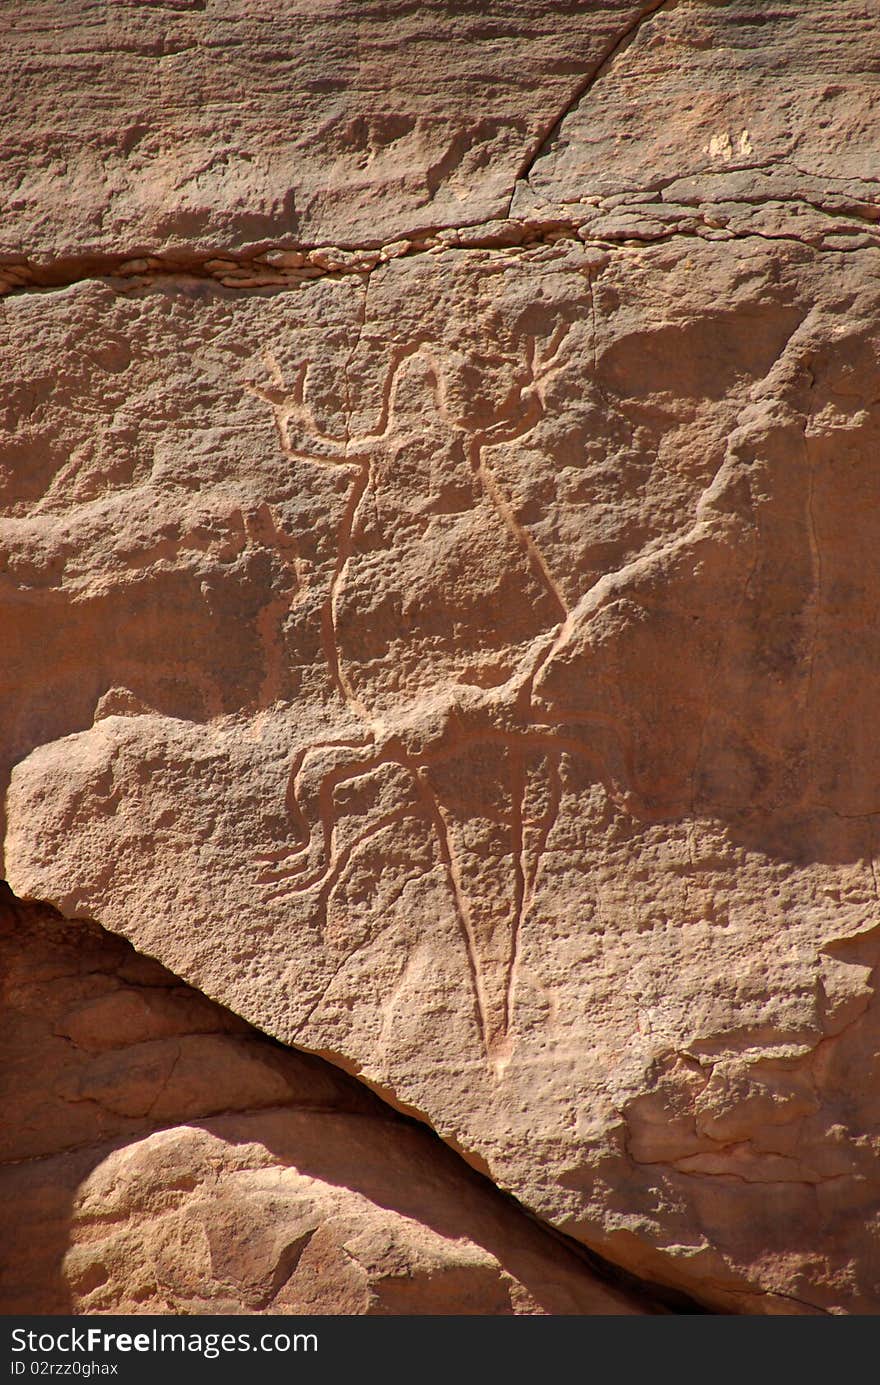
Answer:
[{"left": 248, "top": 331, "right": 590, "bottom": 1058}]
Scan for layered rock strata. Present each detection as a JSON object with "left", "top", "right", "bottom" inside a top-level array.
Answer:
[{"left": 2, "top": 0, "right": 879, "bottom": 1314}]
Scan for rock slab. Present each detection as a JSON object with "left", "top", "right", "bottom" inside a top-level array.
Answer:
[
  {"left": 2, "top": 0, "right": 880, "bottom": 1314},
  {"left": 0, "top": 891, "right": 644, "bottom": 1315}
]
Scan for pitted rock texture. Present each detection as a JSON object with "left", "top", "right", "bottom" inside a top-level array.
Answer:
[
  {"left": 2, "top": 0, "right": 880, "bottom": 1316},
  {"left": 0, "top": 0, "right": 665, "bottom": 261},
  {"left": 0, "top": 890, "right": 646, "bottom": 1316}
]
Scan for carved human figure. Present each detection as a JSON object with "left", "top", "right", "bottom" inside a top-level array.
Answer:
[{"left": 249, "top": 333, "right": 579, "bottom": 1057}]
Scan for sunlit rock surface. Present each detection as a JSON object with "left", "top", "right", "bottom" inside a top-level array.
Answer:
[{"left": 2, "top": 0, "right": 879, "bottom": 1314}]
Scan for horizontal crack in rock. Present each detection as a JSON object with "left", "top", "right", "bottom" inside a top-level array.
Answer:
[{"left": 2, "top": 198, "right": 878, "bottom": 299}]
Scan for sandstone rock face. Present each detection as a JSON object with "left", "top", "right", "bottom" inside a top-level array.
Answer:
[
  {"left": 0, "top": 891, "right": 645, "bottom": 1315},
  {"left": 3, "top": 0, "right": 880, "bottom": 1315},
  {"left": 0, "top": 0, "right": 667, "bottom": 262}
]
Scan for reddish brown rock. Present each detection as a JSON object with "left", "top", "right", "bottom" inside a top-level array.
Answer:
[
  {"left": 514, "top": 0, "right": 879, "bottom": 242},
  {"left": 0, "top": 891, "right": 647, "bottom": 1315},
  {"left": 2, "top": 0, "right": 880, "bottom": 1317},
  {"left": 0, "top": 1, "right": 661, "bottom": 262}
]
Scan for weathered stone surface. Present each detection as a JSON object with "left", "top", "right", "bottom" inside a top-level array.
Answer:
[
  {"left": 0, "top": 891, "right": 645, "bottom": 1315},
  {"left": 514, "top": 0, "right": 879, "bottom": 239},
  {"left": 2, "top": 0, "right": 880, "bottom": 1316},
  {"left": 0, "top": 1, "right": 657, "bottom": 262}
]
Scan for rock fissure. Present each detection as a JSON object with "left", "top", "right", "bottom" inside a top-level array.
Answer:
[
  {"left": 2, "top": 192, "right": 878, "bottom": 302},
  {"left": 509, "top": 0, "right": 676, "bottom": 202},
  {"left": 4, "top": 0, "right": 880, "bottom": 1317}
]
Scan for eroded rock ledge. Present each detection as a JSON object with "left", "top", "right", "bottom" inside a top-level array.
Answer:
[
  {"left": 0, "top": 884, "right": 687, "bottom": 1316},
  {"left": 2, "top": 0, "right": 879, "bottom": 1318}
]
